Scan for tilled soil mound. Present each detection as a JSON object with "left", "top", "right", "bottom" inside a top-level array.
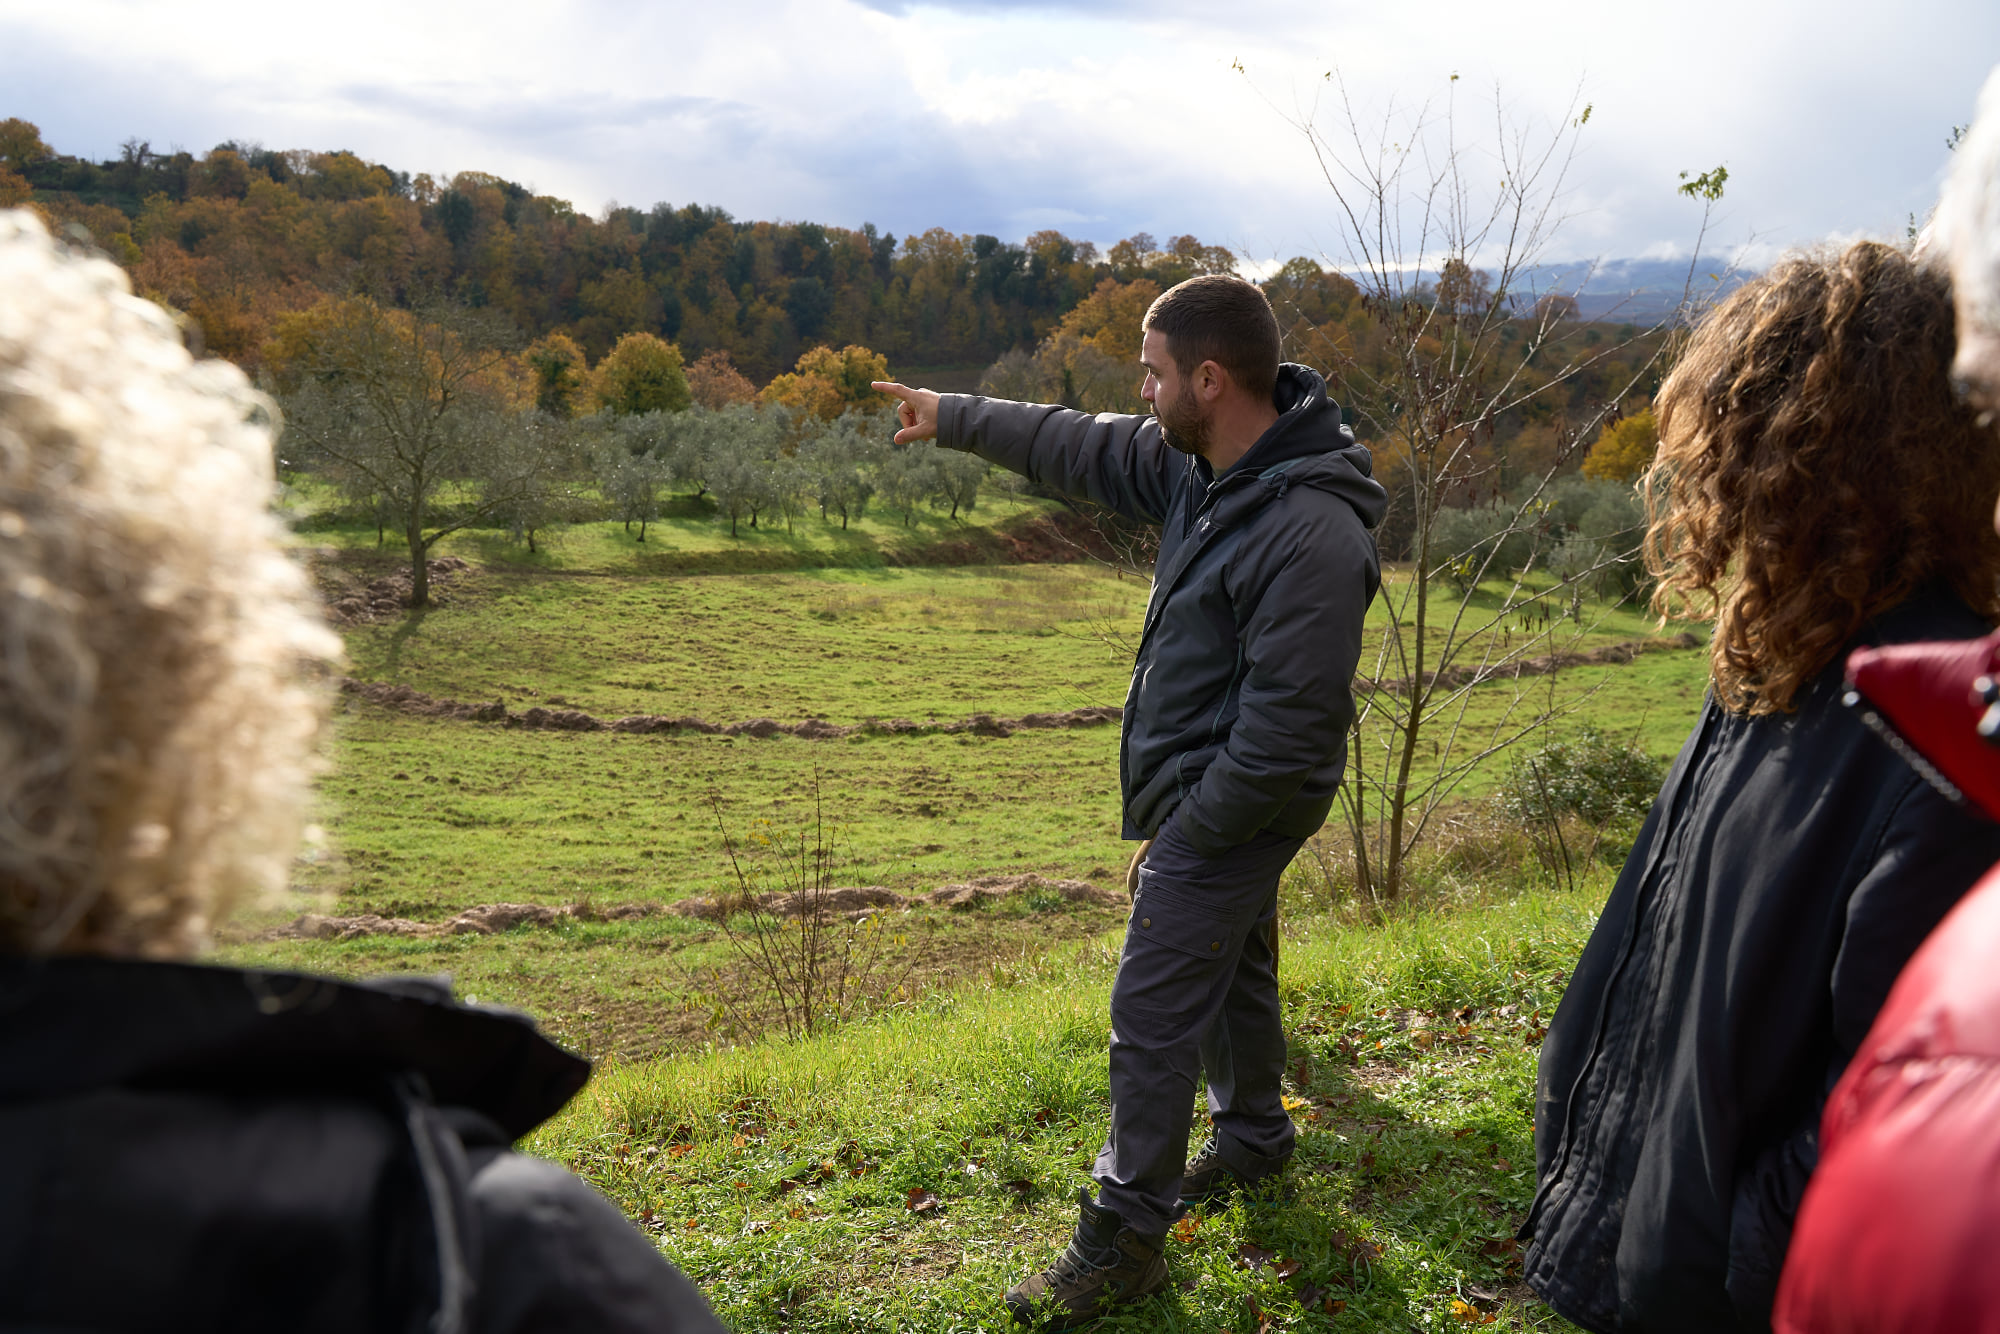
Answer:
[
  {"left": 669, "top": 872, "right": 1123, "bottom": 922},
  {"left": 263, "top": 873, "right": 1120, "bottom": 941},
  {"left": 338, "top": 677, "right": 1124, "bottom": 738},
  {"left": 1364, "top": 632, "right": 1701, "bottom": 696},
  {"left": 270, "top": 899, "right": 660, "bottom": 942},
  {"left": 321, "top": 557, "right": 472, "bottom": 625}
]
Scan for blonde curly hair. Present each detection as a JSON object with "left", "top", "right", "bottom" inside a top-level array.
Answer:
[{"left": 0, "top": 211, "right": 340, "bottom": 956}]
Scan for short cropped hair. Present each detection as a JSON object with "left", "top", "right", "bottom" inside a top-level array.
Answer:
[
  {"left": 1142, "top": 275, "right": 1282, "bottom": 402},
  {"left": 1934, "top": 64, "right": 2000, "bottom": 407},
  {"left": 1645, "top": 239, "right": 2000, "bottom": 715},
  {"left": 0, "top": 211, "right": 341, "bottom": 957}
]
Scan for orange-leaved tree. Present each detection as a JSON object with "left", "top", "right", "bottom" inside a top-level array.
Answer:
[
  {"left": 686, "top": 349, "right": 759, "bottom": 409},
  {"left": 977, "top": 277, "right": 1162, "bottom": 413},
  {"left": 761, "top": 344, "right": 891, "bottom": 420}
]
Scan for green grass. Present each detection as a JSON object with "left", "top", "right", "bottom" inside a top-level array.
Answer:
[
  {"left": 201, "top": 540, "right": 1710, "bottom": 1326},
  {"left": 527, "top": 872, "right": 1604, "bottom": 1331},
  {"left": 339, "top": 563, "right": 1144, "bottom": 724},
  {"left": 293, "top": 485, "right": 1071, "bottom": 578},
  {"left": 218, "top": 556, "right": 1708, "bottom": 1055}
]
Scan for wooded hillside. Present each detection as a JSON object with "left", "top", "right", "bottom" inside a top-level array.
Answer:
[{"left": 0, "top": 119, "right": 1235, "bottom": 381}]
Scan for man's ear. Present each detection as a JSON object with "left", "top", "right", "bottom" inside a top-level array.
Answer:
[{"left": 1196, "top": 359, "right": 1230, "bottom": 404}]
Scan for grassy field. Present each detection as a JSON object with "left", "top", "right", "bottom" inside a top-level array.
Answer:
[
  {"left": 292, "top": 482, "right": 1076, "bottom": 577},
  {"left": 220, "top": 544, "right": 1707, "bottom": 1057},
  {"left": 530, "top": 873, "right": 1603, "bottom": 1332},
  {"left": 202, "top": 520, "right": 1718, "bottom": 1328}
]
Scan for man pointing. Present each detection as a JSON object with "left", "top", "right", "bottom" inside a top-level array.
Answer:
[{"left": 876, "top": 273, "right": 1385, "bottom": 1328}]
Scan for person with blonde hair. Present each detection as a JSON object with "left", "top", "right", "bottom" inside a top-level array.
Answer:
[
  {"left": 0, "top": 210, "right": 720, "bottom": 1333},
  {"left": 1520, "top": 237, "right": 2000, "bottom": 1333}
]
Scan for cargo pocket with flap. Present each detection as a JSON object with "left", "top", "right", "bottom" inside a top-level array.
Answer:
[{"left": 1113, "top": 879, "right": 1240, "bottom": 1024}]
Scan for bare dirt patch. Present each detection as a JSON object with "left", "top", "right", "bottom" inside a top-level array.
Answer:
[
  {"left": 337, "top": 676, "right": 1124, "bottom": 739},
  {"left": 1366, "top": 632, "right": 1701, "bottom": 696},
  {"left": 262, "top": 873, "right": 1122, "bottom": 941},
  {"left": 311, "top": 555, "right": 473, "bottom": 625},
  {"left": 668, "top": 873, "right": 1123, "bottom": 922},
  {"left": 887, "top": 509, "right": 1124, "bottom": 568}
]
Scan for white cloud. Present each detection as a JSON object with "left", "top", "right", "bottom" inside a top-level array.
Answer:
[{"left": 2, "top": 0, "right": 1996, "bottom": 267}]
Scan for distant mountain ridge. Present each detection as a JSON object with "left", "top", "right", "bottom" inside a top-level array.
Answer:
[{"left": 1517, "top": 256, "right": 1755, "bottom": 322}]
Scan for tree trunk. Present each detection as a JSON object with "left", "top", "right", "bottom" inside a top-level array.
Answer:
[
  {"left": 1383, "top": 476, "right": 1436, "bottom": 901},
  {"left": 408, "top": 521, "right": 430, "bottom": 608}
]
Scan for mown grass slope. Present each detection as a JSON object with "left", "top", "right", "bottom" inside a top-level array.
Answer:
[{"left": 532, "top": 875, "right": 1602, "bottom": 1331}]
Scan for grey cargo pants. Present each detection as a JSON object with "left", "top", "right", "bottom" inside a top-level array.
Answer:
[{"left": 1092, "top": 819, "right": 1304, "bottom": 1236}]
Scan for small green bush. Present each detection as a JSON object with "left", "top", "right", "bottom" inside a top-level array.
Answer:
[
  {"left": 1430, "top": 503, "right": 1536, "bottom": 590},
  {"left": 1499, "top": 726, "right": 1665, "bottom": 829}
]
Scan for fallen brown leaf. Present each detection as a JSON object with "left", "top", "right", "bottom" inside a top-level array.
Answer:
[{"left": 1234, "top": 1242, "right": 1277, "bottom": 1270}]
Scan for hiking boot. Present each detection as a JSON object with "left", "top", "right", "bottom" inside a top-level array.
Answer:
[
  {"left": 1004, "top": 1190, "right": 1167, "bottom": 1329},
  {"left": 1179, "top": 1138, "right": 1286, "bottom": 1208}
]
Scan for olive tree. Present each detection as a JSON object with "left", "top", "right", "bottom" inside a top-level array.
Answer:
[{"left": 272, "top": 296, "right": 559, "bottom": 606}]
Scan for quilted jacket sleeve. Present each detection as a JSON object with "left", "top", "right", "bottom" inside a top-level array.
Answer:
[{"left": 936, "top": 394, "right": 1179, "bottom": 526}]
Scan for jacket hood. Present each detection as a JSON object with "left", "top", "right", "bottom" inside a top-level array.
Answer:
[
  {"left": 1206, "top": 363, "right": 1387, "bottom": 530},
  {"left": 1845, "top": 606, "right": 2000, "bottom": 820},
  {"left": 0, "top": 955, "right": 589, "bottom": 1138}
]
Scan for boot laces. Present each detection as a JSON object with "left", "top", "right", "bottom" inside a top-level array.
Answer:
[{"left": 1050, "top": 1217, "right": 1125, "bottom": 1282}]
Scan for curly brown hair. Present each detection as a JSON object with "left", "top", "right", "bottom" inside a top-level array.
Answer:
[{"left": 1645, "top": 239, "right": 2000, "bottom": 714}]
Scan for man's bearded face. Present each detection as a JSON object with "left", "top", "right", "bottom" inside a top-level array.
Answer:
[{"left": 1154, "top": 376, "right": 1211, "bottom": 457}]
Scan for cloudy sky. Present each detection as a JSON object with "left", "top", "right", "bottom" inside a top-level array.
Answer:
[{"left": 4, "top": 0, "right": 1995, "bottom": 271}]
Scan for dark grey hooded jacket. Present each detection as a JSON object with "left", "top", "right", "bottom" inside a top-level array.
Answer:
[{"left": 938, "top": 362, "right": 1386, "bottom": 855}]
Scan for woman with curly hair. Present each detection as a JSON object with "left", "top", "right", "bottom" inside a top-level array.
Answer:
[
  {"left": 1521, "top": 238, "right": 2000, "bottom": 1334},
  {"left": 0, "top": 210, "right": 721, "bottom": 1333}
]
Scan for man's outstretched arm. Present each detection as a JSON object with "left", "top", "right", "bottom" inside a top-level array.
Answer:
[{"left": 874, "top": 381, "right": 1179, "bottom": 526}]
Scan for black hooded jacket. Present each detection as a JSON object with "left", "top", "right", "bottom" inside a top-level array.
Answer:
[
  {"left": 938, "top": 363, "right": 1387, "bottom": 854},
  {"left": 1523, "top": 587, "right": 2000, "bottom": 1333},
  {"left": 0, "top": 955, "right": 722, "bottom": 1334}
]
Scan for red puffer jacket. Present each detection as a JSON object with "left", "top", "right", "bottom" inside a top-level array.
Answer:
[{"left": 1773, "top": 628, "right": 2000, "bottom": 1332}]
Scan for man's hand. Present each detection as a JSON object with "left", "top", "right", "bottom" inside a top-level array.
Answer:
[{"left": 873, "top": 381, "right": 941, "bottom": 444}]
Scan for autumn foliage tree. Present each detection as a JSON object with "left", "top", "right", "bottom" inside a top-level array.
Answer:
[
  {"left": 685, "top": 349, "right": 758, "bottom": 409},
  {"left": 1581, "top": 407, "right": 1657, "bottom": 483},
  {"left": 524, "top": 332, "right": 589, "bottom": 416},
  {"left": 978, "top": 277, "right": 1164, "bottom": 412},
  {"left": 761, "top": 344, "right": 891, "bottom": 420},
  {"left": 592, "top": 331, "right": 691, "bottom": 415}
]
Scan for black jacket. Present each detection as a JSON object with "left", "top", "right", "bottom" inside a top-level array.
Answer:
[
  {"left": 1523, "top": 588, "right": 2000, "bottom": 1333},
  {"left": 939, "top": 364, "right": 1387, "bottom": 854},
  {"left": 0, "top": 955, "right": 722, "bottom": 1334}
]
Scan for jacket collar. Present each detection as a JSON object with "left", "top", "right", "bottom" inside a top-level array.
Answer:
[{"left": 0, "top": 954, "right": 589, "bottom": 1138}]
